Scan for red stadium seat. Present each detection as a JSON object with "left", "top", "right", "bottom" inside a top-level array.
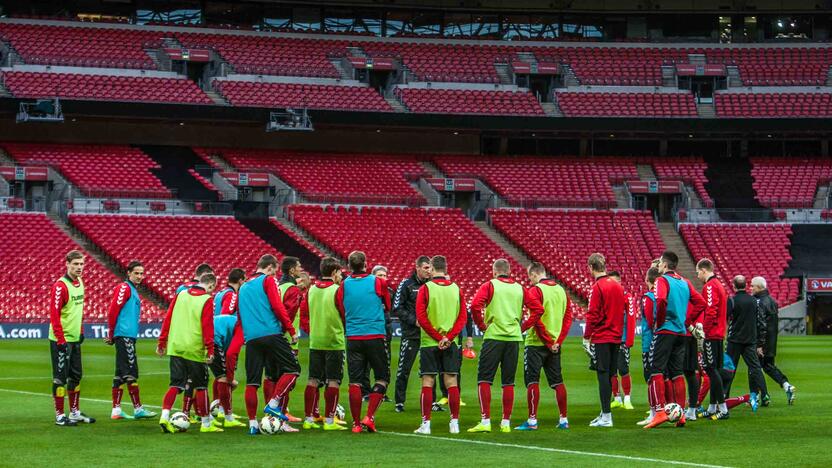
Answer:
[{"left": 751, "top": 157, "right": 832, "bottom": 208}]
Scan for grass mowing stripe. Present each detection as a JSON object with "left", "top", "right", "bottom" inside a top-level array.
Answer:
[{"left": 0, "top": 372, "right": 167, "bottom": 381}]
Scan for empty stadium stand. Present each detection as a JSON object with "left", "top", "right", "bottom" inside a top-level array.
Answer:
[
  {"left": 556, "top": 92, "right": 697, "bottom": 117},
  {"left": 704, "top": 155, "right": 769, "bottom": 220},
  {"left": 704, "top": 48, "right": 832, "bottom": 86},
  {"left": 679, "top": 223, "right": 799, "bottom": 305},
  {"left": 68, "top": 214, "right": 280, "bottom": 301},
  {"left": 213, "top": 80, "right": 392, "bottom": 111},
  {"left": 395, "top": 87, "right": 544, "bottom": 115},
  {"left": 362, "top": 42, "right": 510, "bottom": 83},
  {"left": 537, "top": 47, "right": 689, "bottom": 86},
  {"left": 715, "top": 93, "right": 832, "bottom": 118},
  {"left": 647, "top": 156, "right": 714, "bottom": 207},
  {"left": 751, "top": 157, "right": 832, "bottom": 208}
]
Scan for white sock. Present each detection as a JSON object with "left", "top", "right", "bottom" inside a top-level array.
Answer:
[
  {"left": 649, "top": 408, "right": 656, "bottom": 419},
  {"left": 161, "top": 409, "right": 170, "bottom": 420},
  {"left": 481, "top": 418, "right": 490, "bottom": 426},
  {"left": 718, "top": 403, "right": 728, "bottom": 413},
  {"left": 500, "top": 419, "right": 510, "bottom": 427},
  {"left": 305, "top": 416, "right": 314, "bottom": 423},
  {"left": 614, "top": 396, "right": 622, "bottom": 404},
  {"left": 267, "top": 398, "right": 279, "bottom": 409},
  {"left": 450, "top": 418, "right": 459, "bottom": 425},
  {"left": 225, "top": 412, "right": 235, "bottom": 422},
  {"left": 249, "top": 419, "right": 259, "bottom": 429},
  {"left": 623, "top": 395, "right": 631, "bottom": 404},
  {"left": 527, "top": 417, "right": 538, "bottom": 425},
  {"left": 708, "top": 404, "right": 717, "bottom": 413},
  {"left": 422, "top": 420, "right": 431, "bottom": 428},
  {"left": 601, "top": 412, "right": 612, "bottom": 422},
  {"left": 783, "top": 381, "right": 791, "bottom": 390},
  {"left": 111, "top": 406, "right": 120, "bottom": 414},
  {"left": 201, "top": 416, "right": 211, "bottom": 428},
  {"left": 559, "top": 416, "right": 568, "bottom": 424},
  {"left": 325, "top": 417, "right": 334, "bottom": 425}
]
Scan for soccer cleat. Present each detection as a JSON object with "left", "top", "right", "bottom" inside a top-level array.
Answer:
[
  {"left": 459, "top": 400, "right": 467, "bottom": 407},
  {"left": 351, "top": 424, "right": 363, "bottom": 433},
  {"left": 111, "top": 409, "right": 134, "bottom": 420},
  {"left": 696, "top": 406, "right": 712, "bottom": 419},
  {"left": 188, "top": 413, "right": 200, "bottom": 424},
  {"left": 200, "top": 424, "right": 224, "bottom": 433},
  {"left": 324, "top": 422, "right": 348, "bottom": 431},
  {"left": 285, "top": 412, "right": 303, "bottom": 423},
  {"left": 500, "top": 424, "right": 512, "bottom": 433},
  {"left": 711, "top": 411, "right": 729, "bottom": 421},
  {"left": 132, "top": 407, "right": 157, "bottom": 419},
  {"left": 643, "top": 411, "right": 669, "bottom": 429},
  {"left": 557, "top": 421, "right": 570, "bottom": 430},
  {"left": 248, "top": 426, "right": 261, "bottom": 436},
  {"left": 279, "top": 421, "right": 299, "bottom": 433},
  {"left": 56, "top": 415, "right": 78, "bottom": 427},
  {"left": 334, "top": 416, "right": 348, "bottom": 426},
  {"left": 222, "top": 419, "right": 246, "bottom": 429},
  {"left": 761, "top": 394, "right": 771, "bottom": 407},
  {"left": 786, "top": 385, "right": 796, "bottom": 405},
  {"left": 684, "top": 408, "right": 697, "bottom": 421},
  {"left": 589, "top": 416, "right": 613, "bottom": 428},
  {"left": 449, "top": 420, "right": 460, "bottom": 434},
  {"left": 623, "top": 400, "right": 634, "bottom": 410},
  {"left": 303, "top": 420, "right": 321, "bottom": 430},
  {"left": 636, "top": 416, "right": 653, "bottom": 426},
  {"left": 383, "top": 395, "right": 392, "bottom": 403},
  {"left": 263, "top": 405, "right": 290, "bottom": 421},
  {"left": 437, "top": 397, "right": 449, "bottom": 406},
  {"left": 675, "top": 413, "right": 686, "bottom": 427},
  {"left": 360, "top": 416, "right": 377, "bottom": 433},
  {"left": 467, "top": 422, "right": 492, "bottom": 433},
  {"left": 610, "top": 399, "right": 623, "bottom": 409},
  {"left": 394, "top": 404, "right": 405, "bottom": 413},
  {"left": 514, "top": 421, "right": 538, "bottom": 431},
  {"left": 750, "top": 393, "right": 759, "bottom": 413},
  {"left": 431, "top": 402, "right": 445, "bottom": 412},
  {"left": 68, "top": 412, "right": 96, "bottom": 424},
  {"left": 159, "top": 417, "right": 175, "bottom": 434},
  {"left": 413, "top": 423, "right": 431, "bottom": 435}
]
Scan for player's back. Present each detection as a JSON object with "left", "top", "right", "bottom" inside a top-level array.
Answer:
[{"left": 342, "top": 274, "right": 386, "bottom": 337}]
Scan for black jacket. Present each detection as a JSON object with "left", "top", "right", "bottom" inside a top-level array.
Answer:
[
  {"left": 727, "top": 290, "right": 765, "bottom": 346},
  {"left": 755, "top": 290, "right": 779, "bottom": 356},
  {"left": 393, "top": 271, "right": 426, "bottom": 339}
]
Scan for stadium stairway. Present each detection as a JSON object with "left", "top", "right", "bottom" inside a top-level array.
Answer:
[
  {"left": 49, "top": 212, "right": 169, "bottom": 310},
  {"left": 140, "top": 145, "right": 219, "bottom": 202},
  {"left": 235, "top": 216, "right": 322, "bottom": 275},
  {"left": 704, "top": 156, "right": 771, "bottom": 222},
  {"left": 658, "top": 222, "right": 704, "bottom": 290},
  {"left": 636, "top": 163, "right": 657, "bottom": 180},
  {"left": 785, "top": 224, "right": 832, "bottom": 277}
]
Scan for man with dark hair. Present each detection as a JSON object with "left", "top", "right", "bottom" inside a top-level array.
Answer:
[
  {"left": 583, "top": 253, "right": 625, "bottom": 428},
  {"left": 106, "top": 260, "right": 156, "bottom": 420},
  {"left": 214, "top": 268, "right": 246, "bottom": 316},
  {"left": 238, "top": 254, "right": 300, "bottom": 435},
  {"left": 49, "top": 250, "right": 95, "bottom": 426},
  {"left": 637, "top": 266, "right": 661, "bottom": 426},
  {"left": 336, "top": 251, "right": 392, "bottom": 433},
  {"left": 516, "top": 262, "right": 572, "bottom": 431},
  {"left": 644, "top": 251, "right": 706, "bottom": 429},
  {"left": 176, "top": 263, "right": 214, "bottom": 295},
  {"left": 210, "top": 310, "right": 246, "bottom": 429},
  {"left": 724, "top": 275, "right": 767, "bottom": 411},
  {"left": 393, "top": 256, "right": 432, "bottom": 412},
  {"left": 370, "top": 265, "right": 394, "bottom": 403},
  {"left": 607, "top": 271, "right": 636, "bottom": 411},
  {"left": 695, "top": 258, "right": 730, "bottom": 420},
  {"left": 273, "top": 256, "right": 305, "bottom": 422},
  {"left": 413, "top": 255, "right": 467, "bottom": 435},
  {"left": 752, "top": 276, "right": 796, "bottom": 405},
  {"left": 468, "top": 259, "right": 545, "bottom": 433}
]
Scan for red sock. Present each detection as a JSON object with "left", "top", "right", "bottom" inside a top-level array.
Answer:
[
  {"left": 478, "top": 382, "right": 492, "bottom": 420},
  {"left": 649, "top": 374, "right": 666, "bottom": 411},
  {"left": 112, "top": 387, "right": 123, "bottom": 408},
  {"left": 448, "top": 385, "right": 460, "bottom": 419},
  {"left": 212, "top": 380, "right": 221, "bottom": 403},
  {"left": 304, "top": 385, "right": 318, "bottom": 419},
  {"left": 279, "top": 392, "right": 291, "bottom": 414},
  {"left": 218, "top": 382, "right": 232, "bottom": 415},
  {"left": 324, "top": 386, "right": 340, "bottom": 419},
  {"left": 263, "top": 379, "right": 276, "bottom": 405},
  {"left": 244, "top": 385, "right": 259, "bottom": 420},
  {"left": 672, "top": 376, "right": 687, "bottom": 407},
  {"left": 698, "top": 373, "right": 711, "bottom": 406},
  {"left": 312, "top": 385, "right": 321, "bottom": 418},
  {"left": 420, "top": 386, "right": 432, "bottom": 422},
  {"left": 527, "top": 383, "right": 540, "bottom": 420},
  {"left": 68, "top": 390, "right": 80, "bottom": 413},
  {"left": 664, "top": 378, "right": 675, "bottom": 404},
  {"left": 501, "top": 385, "right": 514, "bottom": 421},
  {"left": 726, "top": 394, "right": 749, "bottom": 410},
  {"left": 622, "top": 375, "right": 631, "bottom": 396},
  {"left": 53, "top": 392, "right": 65, "bottom": 417},
  {"left": 367, "top": 392, "right": 383, "bottom": 420},
  {"left": 183, "top": 393, "right": 192, "bottom": 413},
  {"left": 162, "top": 387, "right": 179, "bottom": 411},
  {"left": 611, "top": 375, "right": 620, "bottom": 397},
  {"left": 271, "top": 374, "right": 298, "bottom": 406},
  {"left": 348, "top": 384, "right": 363, "bottom": 425},
  {"left": 555, "top": 383, "right": 568, "bottom": 418},
  {"left": 128, "top": 383, "right": 142, "bottom": 408},
  {"left": 194, "top": 389, "right": 209, "bottom": 417}
]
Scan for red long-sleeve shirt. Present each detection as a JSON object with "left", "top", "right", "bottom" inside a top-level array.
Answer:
[
  {"left": 414, "top": 277, "right": 468, "bottom": 342},
  {"left": 107, "top": 281, "right": 133, "bottom": 338},
  {"left": 623, "top": 292, "right": 636, "bottom": 347},
  {"left": 702, "top": 275, "right": 728, "bottom": 340},
  {"left": 470, "top": 276, "right": 545, "bottom": 333},
  {"left": 281, "top": 283, "right": 302, "bottom": 323},
  {"left": 219, "top": 289, "right": 238, "bottom": 315},
  {"left": 584, "top": 274, "right": 625, "bottom": 344},
  {"left": 225, "top": 322, "right": 244, "bottom": 381},
  {"left": 524, "top": 280, "right": 573, "bottom": 348},
  {"left": 335, "top": 273, "right": 391, "bottom": 340},
  {"left": 643, "top": 293, "right": 655, "bottom": 330},
  {"left": 654, "top": 272, "right": 707, "bottom": 336},
  {"left": 158, "top": 286, "right": 215, "bottom": 357},
  {"left": 49, "top": 277, "right": 75, "bottom": 345},
  {"left": 250, "top": 273, "right": 297, "bottom": 338},
  {"left": 299, "top": 279, "right": 343, "bottom": 334}
]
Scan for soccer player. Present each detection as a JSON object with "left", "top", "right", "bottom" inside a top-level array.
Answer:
[
  {"left": 752, "top": 276, "right": 796, "bottom": 405},
  {"left": 237, "top": 254, "right": 300, "bottom": 435},
  {"left": 157, "top": 273, "right": 221, "bottom": 433},
  {"left": 515, "top": 262, "right": 572, "bottom": 431},
  {"left": 213, "top": 268, "right": 245, "bottom": 316},
  {"left": 49, "top": 250, "right": 95, "bottom": 426},
  {"left": 106, "top": 260, "right": 156, "bottom": 420},
  {"left": 300, "top": 257, "right": 348, "bottom": 431},
  {"left": 724, "top": 275, "right": 767, "bottom": 411},
  {"left": 468, "top": 259, "right": 544, "bottom": 434},
  {"left": 607, "top": 271, "right": 636, "bottom": 411},
  {"left": 336, "top": 251, "right": 392, "bottom": 433},
  {"left": 696, "top": 259, "right": 730, "bottom": 419},
  {"left": 583, "top": 254, "right": 625, "bottom": 428},
  {"left": 210, "top": 311, "right": 245, "bottom": 428},
  {"left": 371, "top": 264, "right": 394, "bottom": 403},
  {"left": 393, "top": 256, "right": 432, "bottom": 412},
  {"left": 637, "top": 267, "right": 661, "bottom": 426},
  {"left": 176, "top": 263, "right": 214, "bottom": 420},
  {"left": 413, "top": 256, "right": 467, "bottom": 435},
  {"left": 644, "top": 251, "right": 706, "bottom": 429}
]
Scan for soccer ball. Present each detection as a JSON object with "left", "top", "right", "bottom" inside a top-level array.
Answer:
[
  {"left": 664, "top": 403, "right": 683, "bottom": 422},
  {"left": 335, "top": 404, "right": 346, "bottom": 421},
  {"left": 210, "top": 399, "right": 222, "bottom": 418},
  {"left": 260, "top": 415, "right": 280, "bottom": 435},
  {"left": 170, "top": 412, "right": 191, "bottom": 432}
]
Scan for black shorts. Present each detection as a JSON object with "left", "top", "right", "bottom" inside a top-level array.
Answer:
[
  {"left": 477, "top": 340, "right": 520, "bottom": 386},
  {"left": 617, "top": 345, "right": 631, "bottom": 376},
  {"left": 209, "top": 347, "right": 227, "bottom": 379},
  {"left": 648, "top": 333, "right": 686, "bottom": 378},
  {"left": 420, "top": 342, "right": 461, "bottom": 376},
  {"left": 591, "top": 342, "right": 620, "bottom": 375},
  {"left": 309, "top": 349, "right": 345, "bottom": 383},
  {"left": 114, "top": 337, "right": 139, "bottom": 381},
  {"left": 642, "top": 353, "right": 650, "bottom": 383},
  {"left": 50, "top": 340, "right": 82, "bottom": 386},
  {"left": 683, "top": 336, "right": 699, "bottom": 372},
  {"left": 170, "top": 355, "right": 208, "bottom": 390},
  {"left": 347, "top": 338, "right": 390, "bottom": 384},
  {"left": 523, "top": 346, "right": 563, "bottom": 388},
  {"left": 702, "top": 339, "right": 724, "bottom": 370},
  {"left": 245, "top": 335, "right": 301, "bottom": 387}
]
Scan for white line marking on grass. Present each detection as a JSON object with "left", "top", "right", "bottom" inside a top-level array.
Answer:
[
  {"left": 379, "top": 431, "right": 734, "bottom": 468},
  {"left": 0, "top": 372, "right": 166, "bottom": 381},
  {"left": 0, "top": 388, "right": 163, "bottom": 409}
]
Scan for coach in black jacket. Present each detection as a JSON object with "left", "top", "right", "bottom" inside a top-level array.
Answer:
[
  {"left": 752, "top": 276, "right": 796, "bottom": 405},
  {"left": 725, "top": 275, "right": 768, "bottom": 402},
  {"left": 392, "top": 256, "right": 432, "bottom": 411}
]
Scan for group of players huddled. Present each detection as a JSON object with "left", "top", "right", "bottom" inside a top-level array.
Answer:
[{"left": 47, "top": 247, "right": 795, "bottom": 433}]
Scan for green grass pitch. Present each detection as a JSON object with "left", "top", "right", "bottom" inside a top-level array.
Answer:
[{"left": 0, "top": 336, "right": 829, "bottom": 467}]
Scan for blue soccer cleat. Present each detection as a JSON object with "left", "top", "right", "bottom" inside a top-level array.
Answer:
[
  {"left": 514, "top": 421, "right": 538, "bottom": 431},
  {"left": 557, "top": 421, "right": 570, "bottom": 430},
  {"left": 249, "top": 426, "right": 261, "bottom": 436},
  {"left": 750, "top": 392, "right": 759, "bottom": 413},
  {"left": 133, "top": 407, "right": 157, "bottom": 419},
  {"left": 263, "top": 405, "right": 289, "bottom": 421}
]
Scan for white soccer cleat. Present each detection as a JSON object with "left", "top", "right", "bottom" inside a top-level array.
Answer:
[
  {"left": 589, "top": 415, "right": 613, "bottom": 427},
  {"left": 278, "top": 421, "right": 300, "bottom": 433},
  {"left": 414, "top": 422, "right": 431, "bottom": 435},
  {"left": 449, "top": 419, "right": 460, "bottom": 434},
  {"left": 684, "top": 408, "right": 697, "bottom": 421},
  {"left": 636, "top": 416, "right": 653, "bottom": 426}
]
